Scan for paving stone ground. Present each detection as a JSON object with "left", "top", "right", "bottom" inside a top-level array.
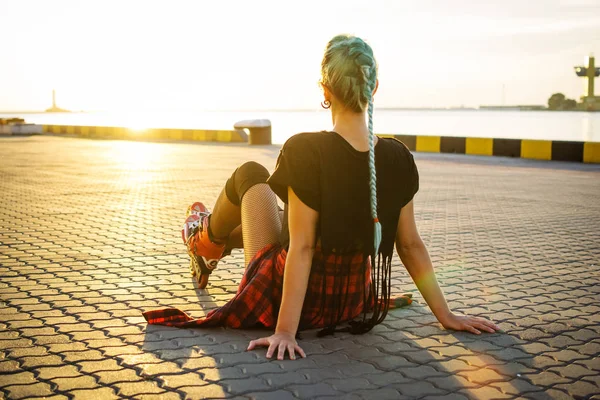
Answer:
[{"left": 1, "top": 135, "right": 599, "bottom": 400}]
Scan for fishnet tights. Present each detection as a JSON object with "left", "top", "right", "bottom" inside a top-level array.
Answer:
[
  {"left": 241, "top": 184, "right": 282, "bottom": 265},
  {"left": 210, "top": 183, "right": 282, "bottom": 266}
]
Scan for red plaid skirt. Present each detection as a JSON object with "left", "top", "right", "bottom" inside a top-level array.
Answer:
[{"left": 143, "top": 243, "right": 372, "bottom": 330}]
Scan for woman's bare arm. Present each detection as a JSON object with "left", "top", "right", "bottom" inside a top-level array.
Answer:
[
  {"left": 276, "top": 187, "right": 319, "bottom": 336},
  {"left": 247, "top": 186, "right": 318, "bottom": 359},
  {"left": 395, "top": 200, "right": 499, "bottom": 334}
]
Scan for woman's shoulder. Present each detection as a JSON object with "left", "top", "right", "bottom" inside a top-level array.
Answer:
[
  {"left": 378, "top": 136, "right": 412, "bottom": 152},
  {"left": 283, "top": 131, "right": 330, "bottom": 148},
  {"left": 280, "top": 132, "right": 334, "bottom": 160},
  {"left": 377, "top": 137, "right": 415, "bottom": 162}
]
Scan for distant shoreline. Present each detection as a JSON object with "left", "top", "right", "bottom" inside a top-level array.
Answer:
[
  {"left": 0, "top": 108, "right": 526, "bottom": 113},
  {"left": 0, "top": 110, "right": 78, "bottom": 114},
  {"left": 2, "top": 107, "right": 598, "bottom": 114}
]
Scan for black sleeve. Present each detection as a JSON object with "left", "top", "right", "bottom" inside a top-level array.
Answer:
[
  {"left": 395, "top": 139, "right": 419, "bottom": 208},
  {"left": 267, "top": 134, "right": 321, "bottom": 212}
]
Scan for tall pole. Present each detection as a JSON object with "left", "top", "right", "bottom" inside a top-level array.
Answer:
[
  {"left": 52, "top": 89, "right": 56, "bottom": 109},
  {"left": 587, "top": 56, "right": 595, "bottom": 97}
]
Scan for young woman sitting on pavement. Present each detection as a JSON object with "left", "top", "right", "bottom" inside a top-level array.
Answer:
[{"left": 143, "top": 34, "right": 499, "bottom": 360}]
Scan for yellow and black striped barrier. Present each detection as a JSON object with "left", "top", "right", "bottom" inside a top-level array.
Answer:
[
  {"left": 41, "top": 125, "right": 248, "bottom": 143},
  {"left": 40, "top": 126, "right": 600, "bottom": 163},
  {"left": 378, "top": 134, "right": 600, "bottom": 164}
]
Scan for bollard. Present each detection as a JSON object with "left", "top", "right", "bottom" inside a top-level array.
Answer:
[{"left": 234, "top": 119, "right": 271, "bottom": 145}]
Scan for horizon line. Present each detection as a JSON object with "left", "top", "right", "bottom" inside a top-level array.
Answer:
[{"left": 0, "top": 105, "right": 548, "bottom": 114}]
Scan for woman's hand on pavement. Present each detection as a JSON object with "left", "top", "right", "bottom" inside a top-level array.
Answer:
[
  {"left": 247, "top": 332, "right": 306, "bottom": 360},
  {"left": 440, "top": 312, "right": 500, "bottom": 334}
]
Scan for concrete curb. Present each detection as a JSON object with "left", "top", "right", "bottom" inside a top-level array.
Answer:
[
  {"left": 36, "top": 125, "right": 600, "bottom": 163},
  {"left": 380, "top": 134, "right": 600, "bottom": 164},
  {"left": 0, "top": 124, "right": 43, "bottom": 135},
  {"left": 41, "top": 125, "right": 248, "bottom": 143}
]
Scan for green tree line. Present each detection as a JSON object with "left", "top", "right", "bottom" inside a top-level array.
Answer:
[{"left": 548, "top": 93, "right": 577, "bottom": 110}]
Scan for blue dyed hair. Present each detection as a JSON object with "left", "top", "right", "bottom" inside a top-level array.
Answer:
[{"left": 321, "top": 35, "right": 381, "bottom": 254}]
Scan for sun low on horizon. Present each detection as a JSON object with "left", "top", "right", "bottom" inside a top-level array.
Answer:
[{"left": 1, "top": 0, "right": 599, "bottom": 112}]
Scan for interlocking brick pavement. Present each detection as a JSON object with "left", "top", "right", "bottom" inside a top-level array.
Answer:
[{"left": 1, "top": 135, "right": 599, "bottom": 399}]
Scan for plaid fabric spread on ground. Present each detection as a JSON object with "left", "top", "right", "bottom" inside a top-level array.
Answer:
[{"left": 142, "top": 243, "right": 372, "bottom": 330}]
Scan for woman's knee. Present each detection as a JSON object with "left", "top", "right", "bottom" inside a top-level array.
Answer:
[
  {"left": 225, "top": 161, "right": 270, "bottom": 206},
  {"left": 237, "top": 161, "right": 269, "bottom": 179}
]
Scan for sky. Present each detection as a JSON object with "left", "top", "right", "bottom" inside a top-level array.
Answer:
[{"left": 1, "top": 0, "right": 599, "bottom": 111}]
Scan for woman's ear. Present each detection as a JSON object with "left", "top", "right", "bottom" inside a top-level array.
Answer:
[{"left": 321, "top": 83, "right": 332, "bottom": 103}]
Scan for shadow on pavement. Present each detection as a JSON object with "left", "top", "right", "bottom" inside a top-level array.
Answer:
[{"left": 138, "top": 297, "right": 560, "bottom": 399}]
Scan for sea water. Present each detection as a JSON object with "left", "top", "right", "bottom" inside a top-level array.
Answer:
[{"left": 1, "top": 109, "right": 598, "bottom": 144}]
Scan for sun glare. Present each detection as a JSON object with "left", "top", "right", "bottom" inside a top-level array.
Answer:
[
  {"left": 111, "top": 141, "right": 165, "bottom": 171},
  {"left": 125, "top": 113, "right": 153, "bottom": 133},
  {"left": 128, "top": 126, "right": 148, "bottom": 134}
]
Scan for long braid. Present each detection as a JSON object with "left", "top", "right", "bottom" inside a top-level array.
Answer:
[
  {"left": 362, "top": 47, "right": 386, "bottom": 333},
  {"left": 366, "top": 88, "right": 382, "bottom": 254}
]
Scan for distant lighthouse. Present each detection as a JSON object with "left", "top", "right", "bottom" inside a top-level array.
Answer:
[{"left": 45, "top": 89, "right": 69, "bottom": 113}]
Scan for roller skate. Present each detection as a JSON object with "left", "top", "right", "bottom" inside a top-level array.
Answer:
[{"left": 182, "top": 202, "right": 226, "bottom": 289}]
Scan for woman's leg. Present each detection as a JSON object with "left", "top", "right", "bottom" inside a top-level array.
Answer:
[
  {"left": 208, "top": 161, "right": 282, "bottom": 266},
  {"left": 223, "top": 208, "right": 284, "bottom": 254},
  {"left": 224, "top": 225, "right": 243, "bottom": 251},
  {"left": 209, "top": 188, "right": 241, "bottom": 242},
  {"left": 240, "top": 183, "right": 281, "bottom": 265}
]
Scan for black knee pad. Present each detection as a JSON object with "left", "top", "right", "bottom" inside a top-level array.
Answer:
[{"left": 225, "top": 161, "right": 270, "bottom": 206}]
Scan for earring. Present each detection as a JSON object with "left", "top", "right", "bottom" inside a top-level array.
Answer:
[{"left": 321, "top": 100, "right": 331, "bottom": 109}]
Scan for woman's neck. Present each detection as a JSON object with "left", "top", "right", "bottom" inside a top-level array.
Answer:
[{"left": 330, "top": 106, "right": 376, "bottom": 152}]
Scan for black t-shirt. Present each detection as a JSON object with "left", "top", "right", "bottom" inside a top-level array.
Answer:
[{"left": 267, "top": 131, "right": 419, "bottom": 256}]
